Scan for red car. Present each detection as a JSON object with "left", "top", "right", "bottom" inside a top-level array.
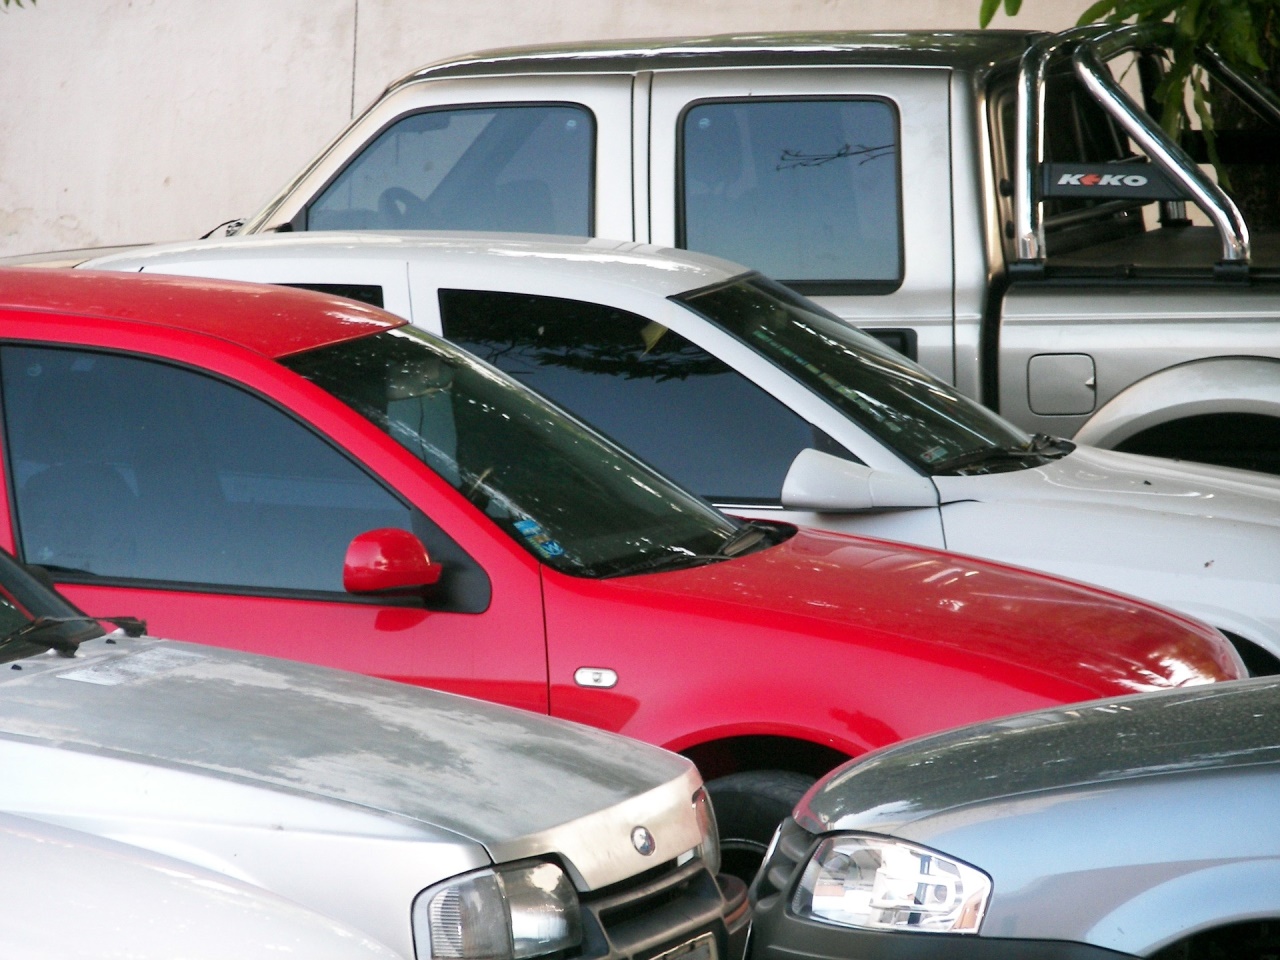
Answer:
[{"left": 0, "top": 269, "right": 1242, "bottom": 876}]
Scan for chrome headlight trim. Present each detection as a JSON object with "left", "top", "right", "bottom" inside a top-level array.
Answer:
[{"left": 792, "top": 834, "right": 991, "bottom": 935}]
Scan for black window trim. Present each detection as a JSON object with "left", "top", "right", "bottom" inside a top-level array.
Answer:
[
  {"left": 0, "top": 339, "right": 491, "bottom": 611},
  {"left": 296, "top": 100, "right": 600, "bottom": 237},
  {"left": 674, "top": 94, "right": 906, "bottom": 296}
]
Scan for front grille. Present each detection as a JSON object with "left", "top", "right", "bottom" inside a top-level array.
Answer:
[
  {"left": 751, "top": 818, "right": 816, "bottom": 906},
  {"left": 578, "top": 858, "right": 726, "bottom": 960}
]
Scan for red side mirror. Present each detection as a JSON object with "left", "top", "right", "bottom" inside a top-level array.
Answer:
[{"left": 343, "top": 528, "right": 443, "bottom": 596}]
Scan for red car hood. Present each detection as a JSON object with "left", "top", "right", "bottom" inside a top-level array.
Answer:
[{"left": 607, "top": 527, "right": 1240, "bottom": 694}]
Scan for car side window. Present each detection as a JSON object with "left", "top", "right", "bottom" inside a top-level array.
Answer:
[
  {"left": 307, "top": 104, "right": 594, "bottom": 235},
  {"left": 1, "top": 346, "right": 414, "bottom": 593},
  {"left": 678, "top": 98, "right": 902, "bottom": 291},
  {"left": 439, "top": 289, "right": 843, "bottom": 504}
]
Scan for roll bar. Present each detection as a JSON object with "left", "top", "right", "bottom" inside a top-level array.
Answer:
[{"left": 1013, "top": 23, "right": 1263, "bottom": 267}]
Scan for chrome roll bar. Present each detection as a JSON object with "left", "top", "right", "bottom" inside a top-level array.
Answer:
[{"left": 1014, "top": 23, "right": 1253, "bottom": 266}]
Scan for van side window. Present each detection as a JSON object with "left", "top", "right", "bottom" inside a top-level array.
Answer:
[
  {"left": 308, "top": 104, "right": 594, "bottom": 236},
  {"left": 440, "top": 288, "right": 837, "bottom": 504},
  {"left": 678, "top": 98, "right": 902, "bottom": 291}
]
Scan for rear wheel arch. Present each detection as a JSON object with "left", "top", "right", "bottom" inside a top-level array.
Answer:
[
  {"left": 1072, "top": 357, "right": 1280, "bottom": 472},
  {"left": 1115, "top": 412, "right": 1280, "bottom": 473}
]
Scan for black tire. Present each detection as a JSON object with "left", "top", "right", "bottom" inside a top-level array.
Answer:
[{"left": 707, "top": 770, "right": 814, "bottom": 882}]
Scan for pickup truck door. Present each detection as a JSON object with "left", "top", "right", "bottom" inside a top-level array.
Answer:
[
  {"left": 647, "top": 67, "right": 957, "bottom": 384},
  {"left": 276, "top": 74, "right": 635, "bottom": 242}
]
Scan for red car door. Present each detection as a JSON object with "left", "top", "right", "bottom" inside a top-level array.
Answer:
[{"left": 0, "top": 329, "right": 549, "bottom": 713}]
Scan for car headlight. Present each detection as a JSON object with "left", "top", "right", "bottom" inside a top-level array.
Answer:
[
  {"left": 413, "top": 861, "right": 583, "bottom": 960},
  {"left": 792, "top": 835, "right": 991, "bottom": 934},
  {"left": 692, "top": 786, "right": 721, "bottom": 876}
]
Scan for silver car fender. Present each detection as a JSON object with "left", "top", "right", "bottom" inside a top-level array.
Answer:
[
  {"left": 1088, "top": 858, "right": 1280, "bottom": 955},
  {"left": 1072, "top": 356, "right": 1280, "bottom": 448}
]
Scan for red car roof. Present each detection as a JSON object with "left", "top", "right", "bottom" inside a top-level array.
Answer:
[{"left": 0, "top": 268, "right": 403, "bottom": 358}]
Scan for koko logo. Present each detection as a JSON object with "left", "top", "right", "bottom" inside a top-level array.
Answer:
[
  {"left": 1057, "top": 172, "right": 1149, "bottom": 187},
  {"left": 1044, "top": 163, "right": 1183, "bottom": 200}
]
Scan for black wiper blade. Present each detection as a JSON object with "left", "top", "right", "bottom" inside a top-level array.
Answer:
[
  {"left": 604, "top": 550, "right": 721, "bottom": 579},
  {"left": 0, "top": 615, "right": 147, "bottom": 658},
  {"left": 1028, "top": 432, "right": 1075, "bottom": 457},
  {"left": 931, "top": 434, "right": 1074, "bottom": 475},
  {"left": 0, "top": 617, "right": 100, "bottom": 657},
  {"left": 929, "top": 446, "right": 1043, "bottom": 474}
]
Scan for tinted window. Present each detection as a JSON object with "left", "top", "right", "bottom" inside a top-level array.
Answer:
[
  {"left": 440, "top": 289, "right": 828, "bottom": 503},
  {"left": 282, "top": 282, "right": 384, "bottom": 308},
  {"left": 2, "top": 347, "right": 412, "bottom": 591},
  {"left": 308, "top": 104, "right": 594, "bottom": 235},
  {"left": 678, "top": 276, "right": 1036, "bottom": 475},
  {"left": 282, "top": 327, "right": 748, "bottom": 579},
  {"left": 680, "top": 99, "right": 901, "bottom": 287}
]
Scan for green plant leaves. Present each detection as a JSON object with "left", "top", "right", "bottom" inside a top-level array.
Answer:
[
  {"left": 988, "top": 0, "right": 1279, "bottom": 184},
  {"left": 979, "top": 0, "right": 1023, "bottom": 28}
]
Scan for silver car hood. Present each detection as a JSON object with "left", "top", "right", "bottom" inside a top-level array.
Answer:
[
  {"left": 937, "top": 444, "right": 1280, "bottom": 527},
  {"left": 0, "top": 636, "right": 701, "bottom": 884},
  {"left": 797, "top": 676, "right": 1280, "bottom": 837},
  {"left": 0, "top": 812, "right": 402, "bottom": 959},
  {"left": 934, "top": 444, "right": 1280, "bottom": 653}
]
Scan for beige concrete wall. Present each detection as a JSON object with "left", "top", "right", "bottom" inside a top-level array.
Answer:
[{"left": 0, "top": 0, "right": 1075, "bottom": 257}]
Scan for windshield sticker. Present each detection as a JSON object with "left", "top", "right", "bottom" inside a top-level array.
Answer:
[
  {"left": 58, "top": 647, "right": 205, "bottom": 686},
  {"left": 514, "top": 518, "right": 565, "bottom": 558}
]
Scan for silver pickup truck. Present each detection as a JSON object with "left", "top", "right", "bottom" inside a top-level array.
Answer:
[{"left": 224, "top": 22, "right": 1280, "bottom": 473}]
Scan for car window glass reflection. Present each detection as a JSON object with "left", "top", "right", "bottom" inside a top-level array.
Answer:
[
  {"left": 680, "top": 99, "right": 901, "bottom": 285},
  {"left": 282, "top": 326, "right": 743, "bottom": 577},
  {"left": 1, "top": 347, "right": 412, "bottom": 591},
  {"left": 440, "top": 288, "right": 832, "bottom": 503},
  {"left": 678, "top": 276, "right": 1034, "bottom": 472},
  {"left": 308, "top": 104, "right": 594, "bottom": 235}
]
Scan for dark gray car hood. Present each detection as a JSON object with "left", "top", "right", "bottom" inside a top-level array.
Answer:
[
  {"left": 797, "top": 677, "right": 1280, "bottom": 835},
  {"left": 0, "top": 635, "right": 692, "bottom": 844}
]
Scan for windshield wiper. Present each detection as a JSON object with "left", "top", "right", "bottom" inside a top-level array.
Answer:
[
  {"left": 606, "top": 523, "right": 778, "bottom": 578},
  {"left": 603, "top": 550, "right": 723, "bottom": 579},
  {"left": 716, "top": 522, "right": 773, "bottom": 558},
  {"left": 0, "top": 615, "right": 147, "bottom": 658},
  {"left": 930, "top": 434, "right": 1073, "bottom": 475},
  {"left": 1028, "top": 432, "right": 1075, "bottom": 456}
]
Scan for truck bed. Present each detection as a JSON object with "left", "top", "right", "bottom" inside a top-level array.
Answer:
[{"left": 1052, "top": 225, "right": 1280, "bottom": 277}]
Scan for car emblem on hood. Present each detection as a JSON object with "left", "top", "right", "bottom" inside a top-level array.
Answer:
[{"left": 631, "top": 826, "right": 656, "bottom": 856}]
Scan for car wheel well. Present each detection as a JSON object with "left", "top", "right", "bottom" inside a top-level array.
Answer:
[
  {"left": 1114, "top": 412, "right": 1280, "bottom": 474},
  {"left": 680, "top": 738, "right": 853, "bottom": 882},
  {"left": 1150, "top": 918, "right": 1280, "bottom": 959},
  {"left": 1220, "top": 630, "right": 1280, "bottom": 677},
  {"left": 680, "top": 735, "right": 851, "bottom": 783}
]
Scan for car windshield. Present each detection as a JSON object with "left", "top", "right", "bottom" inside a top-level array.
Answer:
[
  {"left": 0, "top": 551, "right": 105, "bottom": 664},
  {"left": 281, "top": 326, "right": 748, "bottom": 577},
  {"left": 677, "top": 276, "right": 1053, "bottom": 474}
]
